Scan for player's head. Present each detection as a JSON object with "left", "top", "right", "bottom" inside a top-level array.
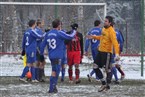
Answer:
[
  {"left": 104, "top": 16, "right": 114, "bottom": 28},
  {"left": 28, "top": 20, "right": 36, "bottom": 28},
  {"left": 52, "top": 19, "right": 62, "bottom": 30},
  {"left": 94, "top": 20, "right": 101, "bottom": 27},
  {"left": 71, "top": 23, "right": 78, "bottom": 30},
  {"left": 37, "top": 19, "right": 44, "bottom": 28}
]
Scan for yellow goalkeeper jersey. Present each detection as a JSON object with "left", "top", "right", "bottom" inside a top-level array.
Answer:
[{"left": 92, "top": 26, "right": 119, "bottom": 55}]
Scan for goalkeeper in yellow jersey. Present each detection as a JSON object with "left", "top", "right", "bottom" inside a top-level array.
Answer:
[{"left": 87, "top": 16, "right": 120, "bottom": 92}]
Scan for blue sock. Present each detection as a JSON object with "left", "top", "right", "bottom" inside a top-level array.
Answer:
[
  {"left": 20, "top": 66, "right": 29, "bottom": 78},
  {"left": 49, "top": 76, "right": 56, "bottom": 92},
  {"left": 61, "top": 67, "right": 65, "bottom": 80},
  {"left": 90, "top": 69, "right": 95, "bottom": 76},
  {"left": 31, "top": 67, "right": 36, "bottom": 80},
  {"left": 55, "top": 64, "right": 61, "bottom": 84},
  {"left": 112, "top": 67, "right": 118, "bottom": 81},
  {"left": 35, "top": 68, "right": 39, "bottom": 80}
]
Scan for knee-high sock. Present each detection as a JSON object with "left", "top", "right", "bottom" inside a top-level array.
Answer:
[
  {"left": 49, "top": 76, "right": 56, "bottom": 92},
  {"left": 117, "top": 67, "right": 125, "bottom": 76},
  {"left": 75, "top": 69, "right": 80, "bottom": 80},
  {"left": 61, "top": 67, "right": 65, "bottom": 80},
  {"left": 94, "top": 68, "right": 106, "bottom": 85},
  {"left": 106, "top": 72, "right": 112, "bottom": 84},
  {"left": 111, "top": 67, "right": 118, "bottom": 81},
  {"left": 55, "top": 64, "right": 61, "bottom": 84},
  {"left": 68, "top": 68, "right": 73, "bottom": 80},
  {"left": 31, "top": 67, "right": 36, "bottom": 80},
  {"left": 90, "top": 69, "right": 95, "bottom": 76},
  {"left": 20, "top": 66, "right": 29, "bottom": 78},
  {"left": 35, "top": 68, "right": 40, "bottom": 80}
]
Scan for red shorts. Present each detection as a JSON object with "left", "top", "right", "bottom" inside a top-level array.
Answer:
[{"left": 67, "top": 51, "right": 81, "bottom": 66}]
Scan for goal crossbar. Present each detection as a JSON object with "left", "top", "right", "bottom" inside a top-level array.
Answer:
[{"left": 0, "top": 2, "right": 107, "bottom": 18}]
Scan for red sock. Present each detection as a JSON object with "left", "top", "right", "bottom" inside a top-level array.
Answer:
[
  {"left": 68, "top": 69, "right": 73, "bottom": 80},
  {"left": 75, "top": 69, "right": 80, "bottom": 80},
  {"left": 117, "top": 67, "right": 125, "bottom": 76}
]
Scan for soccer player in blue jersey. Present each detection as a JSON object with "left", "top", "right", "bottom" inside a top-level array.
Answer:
[
  {"left": 85, "top": 20, "right": 102, "bottom": 82},
  {"left": 111, "top": 22, "right": 125, "bottom": 84},
  {"left": 19, "top": 20, "right": 44, "bottom": 83},
  {"left": 40, "top": 19, "right": 76, "bottom": 93},
  {"left": 35, "top": 19, "right": 46, "bottom": 82}
]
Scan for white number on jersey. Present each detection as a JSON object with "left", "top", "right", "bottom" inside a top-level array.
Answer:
[
  {"left": 47, "top": 39, "right": 56, "bottom": 49},
  {"left": 92, "top": 39, "right": 97, "bottom": 43},
  {"left": 26, "top": 36, "right": 29, "bottom": 46}
]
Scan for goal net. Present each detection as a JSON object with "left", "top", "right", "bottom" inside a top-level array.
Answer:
[{"left": 0, "top": 2, "right": 106, "bottom": 54}]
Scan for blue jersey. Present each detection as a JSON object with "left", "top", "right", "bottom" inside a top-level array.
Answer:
[
  {"left": 40, "top": 29, "right": 76, "bottom": 59},
  {"left": 85, "top": 27, "right": 102, "bottom": 52},
  {"left": 35, "top": 27, "right": 44, "bottom": 50},
  {"left": 115, "top": 29, "right": 124, "bottom": 52},
  {"left": 22, "top": 28, "right": 44, "bottom": 52}
]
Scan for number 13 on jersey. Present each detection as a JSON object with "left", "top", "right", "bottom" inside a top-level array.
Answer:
[{"left": 47, "top": 39, "right": 56, "bottom": 49}]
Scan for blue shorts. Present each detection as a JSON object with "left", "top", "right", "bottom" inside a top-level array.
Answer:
[
  {"left": 61, "top": 50, "right": 67, "bottom": 65},
  {"left": 26, "top": 50, "right": 36, "bottom": 64}
]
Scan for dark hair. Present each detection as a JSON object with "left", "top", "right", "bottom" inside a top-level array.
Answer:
[
  {"left": 37, "top": 19, "right": 41, "bottom": 26},
  {"left": 71, "top": 23, "right": 78, "bottom": 30},
  {"left": 105, "top": 16, "right": 114, "bottom": 23},
  {"left": 52, "top": 19, "right": 61, "bottom": 28},
  {"left": 94, "top": 20, "right": 101, "bottom": 26},
  {"left": 28, "top": 20, "right": 36, "bottom": 27}
]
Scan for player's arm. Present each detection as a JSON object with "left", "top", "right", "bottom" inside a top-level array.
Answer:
[
  {"left": 86, "top": 34, "right": 101, "bottom": 40},
  {"left": 39, "top": 35, "right": 47, "bottom": 62},
  {"left": 110, "top": 28, "right": 119, "bottom": 55},
  {"left": 118, "top": 31, "right": 124, "bottom": 53},
  {"left": 84, "top": 31, "right": 91, "bottom": 56},
  {"left": 31, "top": 29, "right": 44, "bottom": 39},
  {"left": 78, "top": 33, "right": 84, "bottom": 58},
  {"left": 58, "top": 30, "right": 76, "bottom": 40}
]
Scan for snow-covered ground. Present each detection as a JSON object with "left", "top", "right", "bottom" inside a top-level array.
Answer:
[{"left": 0, "top": 55, "right": 145, "bottom": 80}]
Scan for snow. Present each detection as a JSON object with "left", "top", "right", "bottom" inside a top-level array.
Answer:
[{"left": 0, "top": 55, "right": 145, "bottom": 80}]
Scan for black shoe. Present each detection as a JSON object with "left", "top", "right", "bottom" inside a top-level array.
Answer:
[
  {"left": 113, "top": 80, "right": 120, "bottom": 84},
  {"left": 48, "top": 87, "right": 58, "bottom": 93},
  {"left": 53, "top": 86, "right": 58, "bottom": 93},
  {"left": 61, "top": 78, "right": 64, "bottom": 82},
  {"left": 39, "top": 79, "right": 45, "bottom": 82},
  {"left": 87, "top": 74, "right": 92, "bottom": 82},
  {"left": 104, "top": 85, "right": 110, "bottom": 91},
  {"left": 75, "top": 79, "right": 81, "bottom": 84}
]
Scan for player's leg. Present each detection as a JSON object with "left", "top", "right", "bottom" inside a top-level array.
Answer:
[
  {"left": 116, "top": 64, "right": 125, "bottom": 80},
  {"left": 104, "top": 52, "right": 112, "bottom": 91},
  {"left": 67, "top": 52, "right": 73, "bottom": 82},
  {"left": 94, "top": 51, "right": 106, "bottom": 92},
  {"left": 74, "top": 51, "right": 81, "bottom": 84},
  {"left": 111, "top": 54, "right": 119, "bottom": 84},
  {"left": 48, "top": 59, "right": 61, "bottom": 93}
]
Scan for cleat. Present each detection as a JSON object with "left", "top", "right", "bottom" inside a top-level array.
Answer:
[
  {"left": 75, "top": 79, "right": 81, "bottom": 84},
  {"left": 113, "top": 80, "right": 120, "bottom": 84},
  {"left": 69, "top": 80, "right": 73, "bottom": 84},
  {"left": 48, "top": 86, "right": 58, "bottom": 93},
  {"left": 61, "top": 79, "right": 64, "bottom": 82},
  {"left": 39, "top": 79, "right": 45, "bottom": 82},
  {"left": 19, "top": 78, "right": 28, "bottom": 83},
  {"left": 98, "top": 85, "right": 106, "bottom": 92},
  {"left": 87, "top": 74, "right": 92, "bottom": 82},
  {"left": 104, "top": 85, "right": 110, "bottom": 91},
  {"left": 53, "top": 86, "right": 58, "bottom": 93},
  {"left": 120, "top": 75, "right": 125, "bottom": 80},
  {"left": 32, "top": 80, "right": 39, "bottom": 83}
]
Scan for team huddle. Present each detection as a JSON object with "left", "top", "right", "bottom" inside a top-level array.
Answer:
[{"left": 19, "top": 16, "right": 125, "bottom": 93}]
